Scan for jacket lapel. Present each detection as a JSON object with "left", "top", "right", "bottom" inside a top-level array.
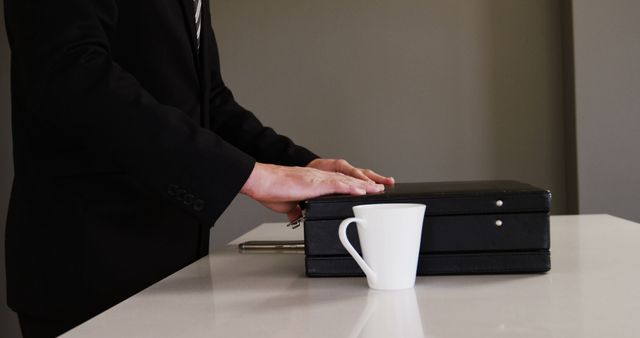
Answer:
[
  {"left": 178, "top": 0, "right": 198, "bottom": 58},
  {"left": 199, "top": 0, "right": 211, "bottom": 128}
]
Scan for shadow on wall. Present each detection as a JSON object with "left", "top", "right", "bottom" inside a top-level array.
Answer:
[{"left": 486, "top": 0, "right": 567, "bottom": 212}]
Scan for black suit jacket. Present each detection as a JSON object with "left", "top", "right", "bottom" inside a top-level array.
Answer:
[{"left": 4, "top": 0, "right": 317, "bottom": 319}]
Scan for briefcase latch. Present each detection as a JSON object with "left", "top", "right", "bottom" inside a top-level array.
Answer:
[{"left": 287, "top": 216, "right": 305, "bottom": 230}]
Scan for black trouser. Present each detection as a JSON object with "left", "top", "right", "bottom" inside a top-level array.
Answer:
[{"left": 18, "top": 313, "right": 87, "bottom": 338}]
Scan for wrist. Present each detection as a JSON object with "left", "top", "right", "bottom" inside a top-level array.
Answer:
[{"left": 240, "top": 162, "right": 268, "bottom": 198}]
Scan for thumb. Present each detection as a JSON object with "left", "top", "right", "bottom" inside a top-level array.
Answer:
[{"left": 287, "top": 205, "right": 303, "bottom": 222}]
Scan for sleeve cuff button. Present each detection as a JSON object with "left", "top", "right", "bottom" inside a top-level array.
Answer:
[{"left": 193, "top": 199, "right": 205, "bottom": 211}]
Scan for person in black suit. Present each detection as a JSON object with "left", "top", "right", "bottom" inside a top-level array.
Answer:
[{"left": 4, "top": 0, "right": 393, "bottom": 337}]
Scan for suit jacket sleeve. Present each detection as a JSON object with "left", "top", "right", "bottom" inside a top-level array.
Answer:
[
  {"left": 204, "top": 25, "right": 319, "bottom": 167},
  {"left": 5, "top": 0, "right": 254, "bottom": 223}
]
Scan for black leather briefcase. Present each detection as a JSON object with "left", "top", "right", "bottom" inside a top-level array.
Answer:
[{"left": 302, "top": 180, "right": 551, "bottom": 277}]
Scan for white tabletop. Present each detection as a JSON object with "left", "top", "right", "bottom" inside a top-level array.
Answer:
[{"left": 62, "top": 215, "right": 640, "bottom": 338}]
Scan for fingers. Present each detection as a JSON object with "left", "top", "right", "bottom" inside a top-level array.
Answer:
[
  {"left": 309, "top": 159, "right": 394, "bottom": 186},
  {"left": 260, "top": 201, "right": 303, "bottom": 222},
  {"left": 308, "top": 159, "right": 368, "bottom": 181},
  {"left": 334, "top": 161, "right": 394, "bottom": 187},
  {"left": 287, "top": 205, "right": 303, "bottom": 222},
  {"left": 261, "top": 201, "right": 298, "bottom": 213},
  {"left": 299, "top": 165, "right": 384, "bottom": 197},
  {"left": 337, "top": 160, "right": 373, "bottom": 182},
  {"left": 361, "top": 168, "right": 395, "bottom": 185},
  {"left": 254, "top": 164, "right": 391, "bottom": 221},
  {"left": 335, "top": 160, "right": 374, "bottom": 183},
  {"left": 329, "top": 179, "right": 367, "bottom": 196},
  {"left": 251, "top": 161, "right": 397, "bottom": 222},
  {"left": 328, "top": 172, "right": 384, "bottom": 195},
  {"left": 247, "top": 163, "right": 386, "bottom": 204}
]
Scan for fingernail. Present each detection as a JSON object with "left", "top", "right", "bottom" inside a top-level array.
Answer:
[
  {"left": 377, "top": 184, "right": 385, "bottom": 191},
  {"left": 356, "top": 188, "right": 366, "bottom": 195}
]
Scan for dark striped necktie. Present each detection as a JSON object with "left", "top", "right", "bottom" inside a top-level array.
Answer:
[{"left": 194, "top": 0, "right": 202, "bottom": 50}]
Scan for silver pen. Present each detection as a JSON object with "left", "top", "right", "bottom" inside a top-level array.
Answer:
[{"left": 238, "top": 240, "right": 305, "bottom": 253}]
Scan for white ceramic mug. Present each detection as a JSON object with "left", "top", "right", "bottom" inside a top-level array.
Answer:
[{"left": 339, "top": 203, "right": 426, "bottom": 290}]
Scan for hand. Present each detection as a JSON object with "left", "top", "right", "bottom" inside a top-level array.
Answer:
[
  {"left": 241, "top": 162, "right": 386, "bottom": 221},
  {"left": 306, "top": 158, "right": 395, "bottom": 186}
]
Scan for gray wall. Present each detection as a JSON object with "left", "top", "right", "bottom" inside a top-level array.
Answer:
[
  {"left": 210, "top": 0, "right": 568, "bottom": 248},
  {"left": 0, "top": 0, "right": 582, "bottom": 335},
  {"left": 572, "top": 0, "right": 640, "bottom": 222},
  {"left": 1, "top": 0, "right": 19, "bottom": 335}
]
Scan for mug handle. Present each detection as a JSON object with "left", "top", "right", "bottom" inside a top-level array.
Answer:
[{"left": 339, "top": 217, "right": 376, "bottom": 280}]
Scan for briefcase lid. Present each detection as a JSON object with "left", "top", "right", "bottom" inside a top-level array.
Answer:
[{"left": 303, "top": 180, "right": 551, "bottom": 220}]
